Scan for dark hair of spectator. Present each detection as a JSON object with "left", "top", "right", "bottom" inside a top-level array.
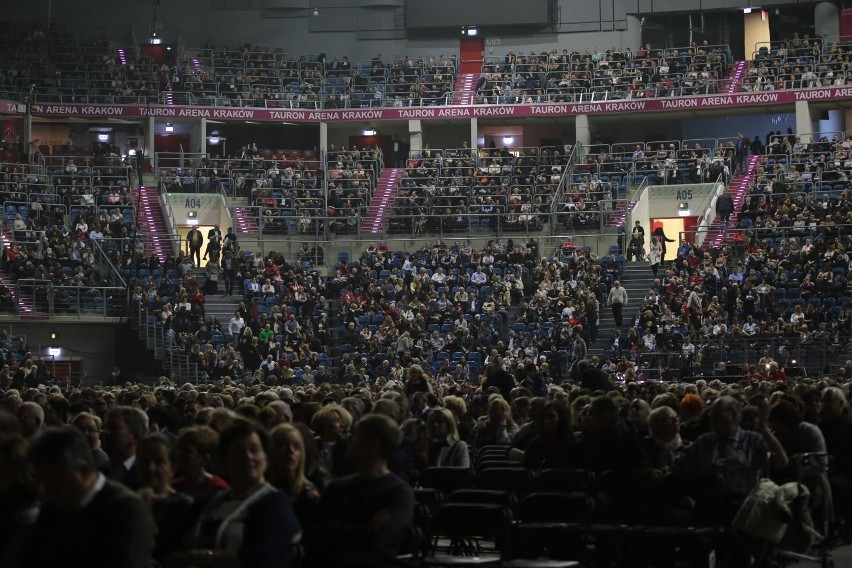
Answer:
[
  {"left": 357, "top": 413, "right": 402, "bottom": 459},
  {"left": 27, "top": 426, "right": 95, "bottom": 472},
  {"left": 768, "top": 400, "right": 803, "bottom": 430},
  {"left": 218, "top": 419, "right": 270, "bottom": 461}
]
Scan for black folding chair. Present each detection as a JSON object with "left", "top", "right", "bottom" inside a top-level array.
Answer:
[
  {"left": 532, "top": 468, "right": 596, "bottom": 493},
  {"left": 419, "top": 467, "right": 473, "bottom": 496},
  {"left": 504, "top": 492, "right": 593, "bottom": 566},
  {"left": 421, "top": 503, "right": 512, "bottom": 567},
  {"left": 476, "top": 467, "right": 532, "bottom": 494}
]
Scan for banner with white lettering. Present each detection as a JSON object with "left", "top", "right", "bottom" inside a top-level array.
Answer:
[
  {"left": 24, "top": 87, "right": 852, "bottom": 123},
  {"left": 0, "top": 100, "right": 25, "bottom": 115}
]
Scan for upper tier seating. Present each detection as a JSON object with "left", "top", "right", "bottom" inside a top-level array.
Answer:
[
  {"left": 480, "top": 44, "right": 732, "bottom": 104},
  {"left": 746, "top": 34, "right": 849, "bottom": 92},
  {"left": 388, "top": 145, "right": 572, "bottom": 235}
]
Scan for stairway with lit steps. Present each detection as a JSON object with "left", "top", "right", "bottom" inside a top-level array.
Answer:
[
  {"left": 131, "top": 186, "right": 172, "bottom": 261},
  {"left": 0, "top": 228, "right": 36, "bottom": 317},
  {"left": 451, "top": 73, "right": 480, "bottom": 105},
  {"left": 701, "top": 154, "right": 760, "bottom": 249},
  {"left": 361, "top": 168, "right": 402, "bottom": 235},
  {"left": 724, "top": 60, "right": 748, "bottom": 94},
  {"left": 230, "top": 206, "right": 258, "bottom": 234}
]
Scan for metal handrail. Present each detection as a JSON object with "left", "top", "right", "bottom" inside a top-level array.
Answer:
[
  {"left": 12, "top": 279, "right": 127, "bottom": 320},
  {"left": 549, "top": 143, "right": 581, "bottom": 218}
]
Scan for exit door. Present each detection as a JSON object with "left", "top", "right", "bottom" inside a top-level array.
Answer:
[
  {"left": 460, "top": 37, "right": 485, "bottom": 74},
  {"left": 651, "top": 217, "right": 698, "bottom": 261}
]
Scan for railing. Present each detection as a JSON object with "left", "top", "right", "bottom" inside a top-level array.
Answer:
[
  {"left": 13, "top": 279, "right": 127, "bottom": 319},
  {"left": 91, "top": 237, "right": 128, "bottom": 290},
  {"left": 234, "top": 232, "right": 624, "bottom": 265},
  {"left": 550, "top": 143, "right": 581, "bottom": 219},
  {"left": 692, "top": 173, "right": 725, "bottom": 248},
  {"left": 3, "top": 75, "right": 852, "bottom": 109}
]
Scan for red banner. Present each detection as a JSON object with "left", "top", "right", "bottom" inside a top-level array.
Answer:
[
  {"left": 0, "top": 100, "right": 25, "bottom": 115},
  {"left": 21, "top": 87, "right": 852, "bottom": 122}
]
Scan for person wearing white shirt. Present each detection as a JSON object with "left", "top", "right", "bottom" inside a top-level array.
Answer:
[
  {"left": 228, "top": 312, "right": 244, "bottom": 346},
  {"left": 402, "top": 258, "right": 415, "bottom": 275},
  {"left": 432, "top": 269, "right": 446, "bottom": 284},
  {"left": 742, "top": 316, "right": 758, "bottom": 336},
  {"left": 643, "top": 330, "right": 656, "bottom": 351},
  {"left": 471, "top": 268, "right": 488, "bottom": 285}
]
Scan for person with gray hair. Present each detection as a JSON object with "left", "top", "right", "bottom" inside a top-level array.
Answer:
[
  {"left": 24, "top": 427, "right": 153, "bottom": 568},
  {"left": 679, "top": 396, "right": 773, "bottom": 501},
  {"left": 17, "top": 401, "right": 44, "bottom": 438},
  {"left": 102, "top": 406, "right": 149, "bottom": 490}
]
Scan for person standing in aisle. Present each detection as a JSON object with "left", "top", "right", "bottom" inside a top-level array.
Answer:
[
  {"left": 716, "top": 190, "right": 734, "bottom": 228},
  {"left": 585, "top": 293, "right": 599, "bottom": 344},
  {"left": 221, "top": 250, "right": 237, "bottom": 296},
  {"left": 186, "top": 227, "right": 203, "bottom": 266},
  {"left": 608, "top": 280, "right": 628, "bottom": 329},
  {"left": 649, "top": 236, "right": 663, "bottom": 278}
]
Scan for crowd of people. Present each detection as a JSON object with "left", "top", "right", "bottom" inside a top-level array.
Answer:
[
  {"left": 3, "top": 25, "right": 851, "bottom": 114},
  {"left": 181, "top": 48, "right": 458, "bottom": 109},
  {"left": 0, "top": 158, "right": 135, "bottom": 313},
  {"left": 390, "top": 144, "right": 576, "bottom": 235},
  {"left": 478, "top": 42, "right": 732, "bottom": 104},
  {"left": 0, "top": 354, "right": 850, "bottom": 566},
  {"left": 745, "top": 34, "right": 851, "bottom": 92},
  {"left": 157, "top": 143, "right": 385, "bottom": 238}
]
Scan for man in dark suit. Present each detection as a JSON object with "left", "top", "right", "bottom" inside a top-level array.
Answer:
[
  {"left": 101, "top": 406, "right": 148, "bottom": 490},
  {"left": 25, "top": 427, "right": 153, "bottom": 568},
  {"left": 186, "top": 226, "right": 203, "bottom": 266}
]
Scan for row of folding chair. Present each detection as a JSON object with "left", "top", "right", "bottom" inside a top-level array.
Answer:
[{"left": 413, "top": 468, "right": 728, "bottom": 567}]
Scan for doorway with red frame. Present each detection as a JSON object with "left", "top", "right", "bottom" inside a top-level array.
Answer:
[
  {"left": 459, "top": 36, "right": 485, "bottom": 74},
  {"left": 348, "top": 135, "right": 392, "bottom": 167}
]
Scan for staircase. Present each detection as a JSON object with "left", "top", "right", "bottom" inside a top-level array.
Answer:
[
  {"left": 0, "top": 229, "right": 36, "bottom": 317},
  {"left": 205, "top": 294, "right": 244, "bottom": 338},
  {"left": 451, "top": 73, "right": 480, "bottom": 105},
  {"left": 605, "top": 182, "right": 643, "bottom": 229},
  {"left": 701, "top": 154, "right": 760, "bottom": 249},
  {"left": 590, "top": 261, "right": 658, "bottom": 357},
  {"left": 605, "top": 199, "right": 633, "bottom": 229},
  {"left": 231, "top": 205, "right": 258, "bottom": 234},
  {"left": 132, "top": 186, "right": 172, "bottom": 261},
  {"left": 361, "top": 168, "right": 402, "bottom": 235},
  {"left": 723, "top": 60, "right": 748, "bottom": 94}
]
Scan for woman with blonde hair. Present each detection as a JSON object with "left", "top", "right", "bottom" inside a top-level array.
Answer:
[
  {"left": 310, "top": 403, "right": 353, "bottom": 475},
  {"left": 472, "top": 397, "right": 518, "bottom": 448},
  {"left": 443, "top": 395, "right": 474, "bottom": 442},
  {"left": 269, "top": 423, "right": 320, "bottom": 523},
  {"left": 426, "top": 408, "right": 470, "bottom": 468},
  {"left": 404, "top": 364, "right": 432, "bottom": 395}
]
